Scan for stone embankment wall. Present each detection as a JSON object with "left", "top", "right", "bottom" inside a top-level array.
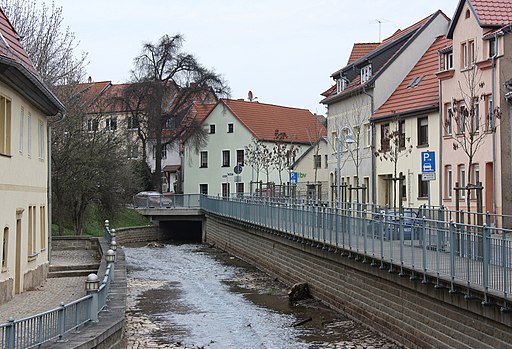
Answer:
[
  {"left": 205, "top": 215, "right": 512, "bottom": 349},
  {"left": 114, "top": 226, "right": 161, "bottom": 245}
]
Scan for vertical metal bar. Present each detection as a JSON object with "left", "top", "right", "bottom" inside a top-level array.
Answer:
[
  {"left": 399, "top": 213, "right": 405, "bottom": 276},
  {"left": 363, "top": 209, "right": 368, "bottom": 263},
  {"left": 501, "top": 231, "right": 509, "bottom": 311},
  {"left": 421, "top": 217, "right": 428, "bottom": 284},
  {"left": 450, "top": 220, "right": 456, "bottom": 293},
  {"left": 482, "top": 223, "right": 490, "bottom": 305}
]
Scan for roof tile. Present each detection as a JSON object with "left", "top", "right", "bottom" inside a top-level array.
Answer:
[
  {"left": 372, "top": 36, "right": 451, "bottom": 119},
  {"left": 471, "top": 0, "right": 512, "bottom": 26}
]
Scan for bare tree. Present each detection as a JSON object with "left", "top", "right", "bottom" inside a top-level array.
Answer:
[
  {"left": 1, "top": 0, "right": 88, "bottom": 86},
  {"left": 52, "top": 84, "right": 141, "bottom": 235},
  {"left": 375, "top": 114, "right": 412, "bottom": 210},
  {"left": 125, "top": 34, "right": 229, "bottom": 192},
  {"left": 245, "top": 138, "right": 265, "bottom": 183},
  {"left": 272, "top": 130, "right": 299, "bottom": 188},
  {"left": 444, "top": 65, "right": 501, "bottom": 213}
]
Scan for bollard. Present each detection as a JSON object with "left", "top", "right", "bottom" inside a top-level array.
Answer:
[{"left": 85, "top": 274, "right": 100, "bottom": 322}]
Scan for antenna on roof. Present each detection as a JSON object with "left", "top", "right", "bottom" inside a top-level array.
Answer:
[{"left": 370, "top": 19, "right": 390, "bottom": 42}]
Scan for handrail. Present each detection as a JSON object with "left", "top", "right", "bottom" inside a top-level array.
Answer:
[{"left": 0, "top": 236, "right": 117, "bottom": 349}]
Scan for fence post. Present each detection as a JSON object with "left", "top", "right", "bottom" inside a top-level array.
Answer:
[
  {"left": 57, "top": 302, "right": 68, "bottom": 342},
  {"left": 449, "top": 220, "right": 456, "bottom": 293},
  {"left": 501, "top": 230, "right": 509, "bottom": 311},
  {"left": 6, "top": 317, "right": 15, "bottom": 349},
  {"left": 85, "top": 274, "right": 100, "bottom": 322},
  {"left": 482, "top": 222, "right": 490, "bottom": 305}
]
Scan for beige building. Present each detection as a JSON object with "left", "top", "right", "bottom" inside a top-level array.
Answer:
[{"left": 0, "top": 9, "right": 64, "bottom": 303}]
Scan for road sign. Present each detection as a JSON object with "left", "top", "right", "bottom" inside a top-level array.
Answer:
[
  {"left": 421, "top": 151, "right": 435, "bottom": 173},
  {"left": 290, "top": 172, "right": 298, "bottom": 184},
  {"left": 422, "top": 172, "right": 436, "bottom": 181},
  {"left": 234, "top": 164, "right": 243, "bottom": 174}
]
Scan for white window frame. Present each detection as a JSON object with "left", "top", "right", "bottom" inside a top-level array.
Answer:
[
  {"left": 27, "top": 113, "right": 31, "bottom": 157},
  {"left": 37, "top": 120, "right": 44, "bottom": 160},
  {"left": 19, "top": 107, "right": 23, "bottom": 154},
  {"left": 360, "top": 64, "right": 372, "bottom": 83}
]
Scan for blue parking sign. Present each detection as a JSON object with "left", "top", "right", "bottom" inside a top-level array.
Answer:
[
  {"left": 290, "top": 172, "right": 298, "bottom": 184},
  {"left": 421, "top": 151, "right": 435, "bottom": 173}
]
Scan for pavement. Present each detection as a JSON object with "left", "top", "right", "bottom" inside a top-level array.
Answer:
[{"left": 0, "top": 249, "right": 98, "bottom": 323}]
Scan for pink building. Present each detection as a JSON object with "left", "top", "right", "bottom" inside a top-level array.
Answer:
[{"left": 438, "top": 0, "right": 512, "bottom": 221}]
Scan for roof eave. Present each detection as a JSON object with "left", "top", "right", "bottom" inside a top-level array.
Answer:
[
  {"left": 371, "top": 104, "right": 438, "bottom": 122},
  {"left": 0, "top": 56, "right": 65, "bottom": 115}
]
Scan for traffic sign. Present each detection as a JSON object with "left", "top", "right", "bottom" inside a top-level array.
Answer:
[
  {"left": 421, "top": 151, "right": 435, "bottom": 173},
  {"left": 290, "top": 172, "right": 298, "bottom": 184},
  {"left": 422, "top": 172, "right": 436, "bottom": 181},
  {"left": 234, "top": 164, "right": 243, "bottom": 174}
]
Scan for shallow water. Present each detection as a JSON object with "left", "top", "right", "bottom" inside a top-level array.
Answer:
[{"left": 124, "top": 243, "right": 399, "bottom": 349}]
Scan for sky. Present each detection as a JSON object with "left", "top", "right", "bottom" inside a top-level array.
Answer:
[{"left": 49, "top": 0, "right": 459, "bottom": 114}]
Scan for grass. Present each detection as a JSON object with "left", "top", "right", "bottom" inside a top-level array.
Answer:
[{"left": 52, "top": 206, "right": 150, "bottom": 237}]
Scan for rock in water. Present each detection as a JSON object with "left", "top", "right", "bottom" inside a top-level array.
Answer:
[{"left": 288, "top": 282, "right": 311, "bottom": 302}]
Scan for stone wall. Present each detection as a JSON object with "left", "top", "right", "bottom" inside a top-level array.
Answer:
[
  {"left": 114, "top": 226, "right": 161, "bottom": 245},
  {"left": 23, "top": 262, "right": 49, "bottom": 291},
  {"left": 0, "top": 278, "right": 13, "bottom": 304},
  {"left": 205, "top": 215, "right": 512, "bottom": 349}
]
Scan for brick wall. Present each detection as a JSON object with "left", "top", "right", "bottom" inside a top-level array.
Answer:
[{"left": 205, "top": 215, "right": 512, "bottom": 349}]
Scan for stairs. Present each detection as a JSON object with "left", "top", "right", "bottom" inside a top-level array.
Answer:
[{"left": 48, "top": 264, "right": 100, "bottom": 278}]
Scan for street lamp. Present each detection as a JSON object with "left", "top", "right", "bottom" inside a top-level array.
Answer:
[{"left": 336, "top": 127, "right": 355, "bottom": 208}]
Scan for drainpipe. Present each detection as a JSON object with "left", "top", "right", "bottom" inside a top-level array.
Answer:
[
  {"left": 362, "top": 87, "right": 375, "bottom": 204},
  {"left": 491, "top": 33, "right": 498, "bottom": 217},
  {"left": 438, "top": 49, "right": 443, "bottom": 207}
]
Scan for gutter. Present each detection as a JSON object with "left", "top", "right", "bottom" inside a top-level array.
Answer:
[{"left": 491, "top": 33, "right": 497, "bottom": 217}]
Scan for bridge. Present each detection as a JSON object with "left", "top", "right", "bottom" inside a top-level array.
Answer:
[{"left": 136, "top": 193, "right": 512, "bottom": 348}]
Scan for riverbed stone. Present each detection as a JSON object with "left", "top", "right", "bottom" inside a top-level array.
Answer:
[{"left": 288, "top": 282, "right": 311, "bottom": 302}]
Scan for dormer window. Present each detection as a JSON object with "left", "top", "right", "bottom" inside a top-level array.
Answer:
[
  {"left": 336, "top": 77, "right": 348, "bottom": 93},
  {"left": 360, "top": 64, "right": 372, "bottom": 83}
]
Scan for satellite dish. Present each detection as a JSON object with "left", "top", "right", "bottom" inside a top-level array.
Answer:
[{"left": 248, "top": 90, "right": 253, "bottom": 101}]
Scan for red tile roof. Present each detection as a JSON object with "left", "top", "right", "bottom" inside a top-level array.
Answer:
[
  {"left": 0, "top": 8, "right": 38, "bottom": 76},
  {"left": 372, "top": 36, "right": 451, "bottom": 119},
  {"left": 322, "top": 11, "right": 444, "bottom": 104},
  {"left": 471, "top": 0, "right": 512, "bottom": 26},
  {"left": 216, "top": 99, "right": 326, "bottom": 144},
  {"left": 347, "top": 43, "right": 380, "bottom": 64}
]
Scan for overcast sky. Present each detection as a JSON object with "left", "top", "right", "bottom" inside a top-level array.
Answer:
[{"left": 50, "top": 0, "right": 458, "bottom": 114}]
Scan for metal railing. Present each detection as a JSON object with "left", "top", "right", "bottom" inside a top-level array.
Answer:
[
  {"left": 0, "top": 223, "right": 118, "bottom": 349},
  {"left": 133, "top": 193, "right": 201, "bottom": 209},
  {"left": 199, "top": 196, "right": 512, "bottom": 309}
]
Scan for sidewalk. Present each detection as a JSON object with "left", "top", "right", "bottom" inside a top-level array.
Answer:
[{"left": 0, "top": 249, "right": 98, "bottom": 323}]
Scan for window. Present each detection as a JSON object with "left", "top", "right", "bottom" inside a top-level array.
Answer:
[
  {"left": 459, "top": 102, "right": 467, "bottom": 133},
  {"left": 236, "top": 149, "right": 244, "bottom": 165},
  {"left": 27, "top": 114, "right": 31, "bottom": 157},
  {"left": 236, "top": 182, "right": 244, "bottom": 194},
  {"left": 200, "top": 151, "right": 208, "bottom": 168},
  {"left": 37, "top": 120, "right": 44, "bottom": 160},
  {"left": 40, "top": 206, "right": 46, "bottom": 251},
  {"left": 380, "top": 123, "right": 390, "bottom": 151},
  {"left": 28, "top": 206, "right": 36, "bottom": 257},
  {"left": 399, "top": 120, "right": 406, "bottom": 149},
  {"left": 469, "top": 40, "right": 475, "bottom": 65},
  {"left": 400, "top": 173, "right": 406, "bottom": 199},
  {"left": 445, "top": 103, "right": 453, "bottom": 135},
  {"left": 444, "top": 52, "right": 453, "bottom": 70},
  {"left": 87, "top": 118, "right": 99, "bottom": 132},
  {"left": 314, "top": 155, "right": 321, "bottom": 169},
  {"left": 161, "top": 144, "right": 167, "bottom": 159},
  {"left": 418, "top": 175, "right": 428, "bottom": 198},
  {"left": 105, "top": 117, "right": 117, "bottom": 132},
  {"left": 364, "top": 123, "right": 371, "bottom": 147},
  {"left": 360, "top": 64, "right": 372, "bottom": 83},
  {"left": 127, "top": 116, "right": 139, "bottom": 130},
  {"left": 127, "top": 145, "right": 139, "bottom": 159},
  {"left": 1, "top": 227, "right": 8, "bottom": 271},
  {"left": 222, "top": 150, "right": 230, "bottom": 167},
  {"left": 462, "top": 42, "right": 468, "bottom": 69},
  {"left": 363, "top": 177, "right": 370, "bottom": 203},
  {"left": 324, "top": 155, "right": 328, "bottom": 168},
  {"left": 222, "top": 182, "right": 230, "bottom": 197},
  {"left": 488, "top": 38, "right": 496, "bottom": 58},
  {"left": 19, "top": 107, "right": 23, "bottom": 153},
  {"left": 0, "top": 95, "right": 12, "bottom": 155},
  {"left": 199, "top": 184, "right": 208, "bottom": 195},
  {"left": 458, "top": 165, "right": 466, "bottom": 198},
  {"left": 209, "top": 124, "right": 216, "bottom": 134},
  {"left": 445, "top": 165, "right": 453, "bottom": 199},
  {"left": 472, "top": 163, "right": 480, "bottom": 185},
  {"left": 227, "top": 123, "right": 234, "bottom": 133},
  {"left": 472, "top": 98, "right": 479, "bottom": 132},
  {"left": 331, "top": 131, "right": 337, "bottom": 154},
  {"left": 164, "top": 117, "right": 175, "bottom": 130},
  {"left": 485, "top": 95, "right": 494, "bottom": 131},
  {"left": 353, "top": 126, "right": 360, "bottom": 148},
  {"left": 336, "top": 77, "right": 347, "bottom": 93},
  {"left": 417, "top": 117, "right": 428, "bottom": 146}
]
